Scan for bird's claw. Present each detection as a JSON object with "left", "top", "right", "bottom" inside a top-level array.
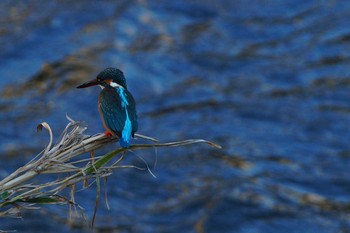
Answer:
[{"left": 104, "top": 131, "right": 113, "bottom": 137}]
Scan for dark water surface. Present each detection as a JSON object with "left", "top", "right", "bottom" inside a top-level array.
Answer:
[{"left": 1, "top": 0, "right": 350, "bottom": 232}]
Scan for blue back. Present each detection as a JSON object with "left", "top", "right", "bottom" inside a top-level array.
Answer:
[{"left": 99, "top": 85, "right": 138, "bottom": 148}]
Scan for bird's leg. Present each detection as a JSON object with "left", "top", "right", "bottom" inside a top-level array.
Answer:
[{"left": 104, "top": 131, "right": 113, "bottom": 137}]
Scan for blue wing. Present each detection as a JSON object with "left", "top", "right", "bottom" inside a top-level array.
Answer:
[{"left": 99, "top": 86, "right": 138, "bottom": 147}]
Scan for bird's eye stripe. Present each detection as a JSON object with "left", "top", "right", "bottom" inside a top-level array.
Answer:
[{"left": 110, "top": 81, "right": 123, "bottom": 88}]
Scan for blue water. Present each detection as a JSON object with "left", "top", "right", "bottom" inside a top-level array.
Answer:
[{"left": 1, "top": 0, "right": 350, "bottom": 232}]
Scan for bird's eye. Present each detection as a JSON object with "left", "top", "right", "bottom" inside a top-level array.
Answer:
[{"left": 97, "top": 78, "right": 101, "bottom": 82}]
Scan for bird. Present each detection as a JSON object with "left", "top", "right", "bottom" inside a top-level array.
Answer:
[{"left": 77, "top": 67, "right": 138, "bottom": 148}]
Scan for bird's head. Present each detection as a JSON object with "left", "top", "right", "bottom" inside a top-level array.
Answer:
[{"left": 77, "top": 67, "right": 127, "bottom": 89}]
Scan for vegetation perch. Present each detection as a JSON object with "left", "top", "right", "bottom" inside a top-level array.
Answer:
[{"left": 0, "top": 115, "right": 221, "bottom": 226}]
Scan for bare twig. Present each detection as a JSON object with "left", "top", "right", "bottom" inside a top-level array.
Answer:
[{"left": 0, "top": 115, "right": 221, "bottom": 221}]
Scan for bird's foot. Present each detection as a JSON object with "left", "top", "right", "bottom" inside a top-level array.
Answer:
[{"left": 104, "top": 131, "right": 113, "bottom": 137}]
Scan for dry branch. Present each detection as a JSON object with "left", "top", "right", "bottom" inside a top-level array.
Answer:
[{"left": 0, "top": 115, "right": 221, "bottom": 220}]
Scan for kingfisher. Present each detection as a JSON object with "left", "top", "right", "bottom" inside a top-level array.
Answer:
[{"left": 77, "top": 67, "right": 138, "bottom": 148}]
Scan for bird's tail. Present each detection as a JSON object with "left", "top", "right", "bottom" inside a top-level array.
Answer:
[{"left": 119, "top": 137, "right": 130, "bottom": 148}]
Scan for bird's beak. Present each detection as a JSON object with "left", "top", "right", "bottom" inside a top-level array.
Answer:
[{"left": 76, "top": 79, "right": 99, "bottom": 88}]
